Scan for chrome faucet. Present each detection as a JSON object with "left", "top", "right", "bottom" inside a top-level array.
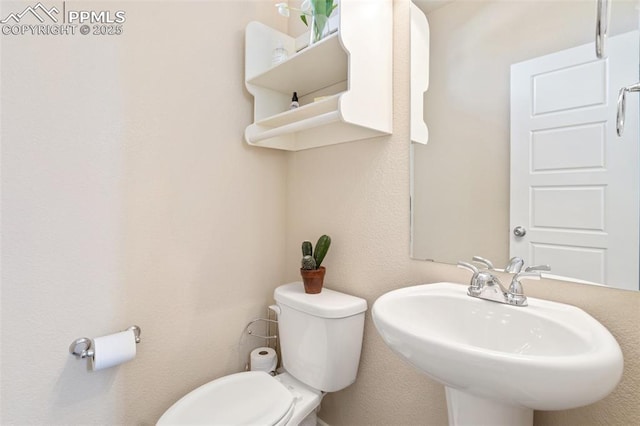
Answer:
[{"left": 458, "top": 261, "right": 540, "bottom": 307}]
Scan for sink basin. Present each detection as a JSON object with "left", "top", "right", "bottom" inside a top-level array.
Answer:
[{"left": 372, "top": 283, "right": 623, "bottom": 426}]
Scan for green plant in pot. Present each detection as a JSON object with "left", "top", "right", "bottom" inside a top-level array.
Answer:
[
  {"left": 275, "top": 0, "right": 339, "bottom": 45},
  {"left": 300, "top": 234, "right": 331, "bottom": 294}
]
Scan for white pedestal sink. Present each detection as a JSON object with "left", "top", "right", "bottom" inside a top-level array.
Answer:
[{"left": 372, "top": 283, "right": 623, "bottom": 426}]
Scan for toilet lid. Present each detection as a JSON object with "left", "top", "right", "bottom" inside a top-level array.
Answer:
[{"left": 157, "top": 371, "right": 295, "bottom": 426}]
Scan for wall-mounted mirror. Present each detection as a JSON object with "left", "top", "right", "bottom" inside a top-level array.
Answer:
[{"left": 411, "top": 0, "right": 640, "bottom": 291}]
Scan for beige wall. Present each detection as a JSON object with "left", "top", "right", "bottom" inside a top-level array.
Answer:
[
  {"left": 412, "top": 0, "right": 638, "bottom": 265},
  {"left": 1, "top": 1, "right": 638, "bottom": 425},
  {"left": 1, "top": 1, "right": 287, "bottom": 424},
  {"left": 286, "top": 1, "right": 639, "bottom": 425}
]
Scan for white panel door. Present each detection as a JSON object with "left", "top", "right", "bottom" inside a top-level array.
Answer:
[{"left": 510, "top": 31, "right": 639, "bottom": 290}]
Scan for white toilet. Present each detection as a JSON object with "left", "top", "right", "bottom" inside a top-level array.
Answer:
[{"left": 157, "top": 282, "right": 368, "bottom": 425}]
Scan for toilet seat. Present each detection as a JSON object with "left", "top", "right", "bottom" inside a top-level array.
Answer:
[{"left": 157, "top": 371, "right": 295, "bottom": 425}]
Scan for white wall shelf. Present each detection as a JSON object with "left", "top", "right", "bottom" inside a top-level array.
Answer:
[
  {"left": 256, "top": 94, "right": 341, "bottom": 128},
  {"left": 244, "top": 0, "right": 392, "bottom": 151},
  {"left": 247, "top": 34, "right": 347, "bottom": 95}
]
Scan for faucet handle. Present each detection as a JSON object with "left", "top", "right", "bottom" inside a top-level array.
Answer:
[
  {"left": 458, "top": 262, "right": 483, "bottom": 295},
  {"left": 505, "top": 256, "right": 525, "bottom": 273},
  {"left": 525, "top": 264, "right": 551, "bottom": 272},
  {"left": 507, "top": 271, "right": 540, "bottom": 306},
  {"left": 472, "top": 256, "right": 495, "bottom": 270},
  {"left": 458, "top": 261, "right": 479, "bottom": 274}
]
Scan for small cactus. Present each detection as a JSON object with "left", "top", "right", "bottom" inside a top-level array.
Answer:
[
  {"left": 302, "top": 241, "right": 313, "bottom": 257},
  {"left": 313, "top": 235, "right": 331, "bottom": 268},
  {"left": 299, "top": 235, "right": 331, "bottom": 271},
  {"left": 301, "top": 255, "right": 317, "bottom": 270}
]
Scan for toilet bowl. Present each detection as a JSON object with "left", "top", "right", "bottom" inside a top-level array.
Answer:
[{"left": 157, "top": 282, "right": 367, "bottom": 426}]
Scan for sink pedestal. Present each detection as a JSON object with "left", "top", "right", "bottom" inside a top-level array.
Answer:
[{"left": 446, "top": 387, "right": 533, "bottom": 426}]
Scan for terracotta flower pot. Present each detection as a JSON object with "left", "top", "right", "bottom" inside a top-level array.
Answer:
[{"left": 300, "top": 266, "right": 326, "bottom": 294}]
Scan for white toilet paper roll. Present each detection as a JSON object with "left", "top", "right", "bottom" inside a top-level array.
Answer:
[
  {"left": 92, "top": 329, "right": 137, "bottom": 371},
  {"left": 250, "top": 347, "right": 277, "bottom": 373}
]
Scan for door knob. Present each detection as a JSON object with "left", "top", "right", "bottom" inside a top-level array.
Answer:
[{"left": 513, "top": 226, "right": 527, "bottom": 237}]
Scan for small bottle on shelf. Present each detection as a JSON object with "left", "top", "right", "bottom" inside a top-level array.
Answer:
[{"left": 290, "top": 92, "right": 299, "bottom": 109}]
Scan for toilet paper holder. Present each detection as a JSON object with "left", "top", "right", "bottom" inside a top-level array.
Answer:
[
  {"left": 243, "top": 318, "right": 277, "bottom": 340},
  {"left": 244, "top": 304, "right": 279, "bottom": 340},
  {"left": 69, "top": 325, "right": 142, "bottom": 359}
]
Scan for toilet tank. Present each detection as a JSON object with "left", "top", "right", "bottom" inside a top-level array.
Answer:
[{"left": 274, "top": 282, "right": 367, "bottom": 393}]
